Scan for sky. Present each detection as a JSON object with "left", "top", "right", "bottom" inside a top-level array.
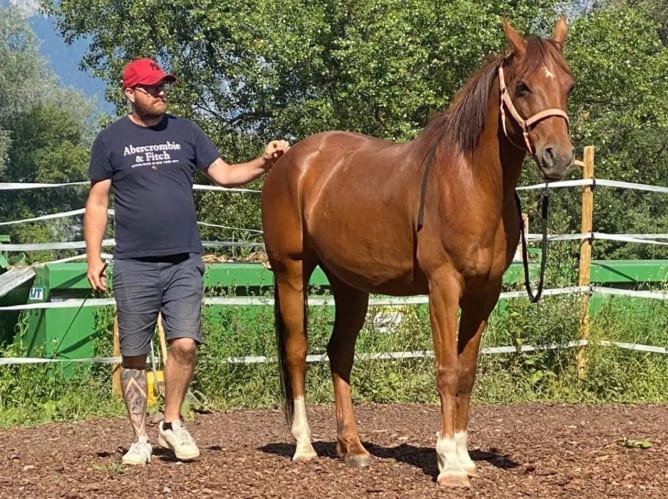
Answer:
[{"left": 9, "top": 0, "right": 115, "bottom": 113}]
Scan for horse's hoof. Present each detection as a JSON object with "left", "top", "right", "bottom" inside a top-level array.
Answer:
[
  {"left": 437, "top": 471, "right": 471, "bottom": 488},
  {"left": 343, "top": 453, "right": 372, "bottom": 468},
  {"left": 292, "top": 446, "right": 317, "bottom": 462},
  {"left": 463, "top": 465, "right": 478, "bottom": 477}
]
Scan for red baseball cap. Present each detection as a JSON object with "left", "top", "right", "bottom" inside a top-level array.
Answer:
[{"left": 122, "top": 58, "right": 176, "bottom": 89}]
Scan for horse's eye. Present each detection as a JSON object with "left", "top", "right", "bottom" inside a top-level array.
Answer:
[
  {"left": 516, "top": 81, "right": 531, "bottom": 96},
  {"left": 567, "top": 84, "right": 575, "bottom": 95}
]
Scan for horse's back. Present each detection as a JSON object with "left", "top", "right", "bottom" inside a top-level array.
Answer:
[
  {"left": 262, "top": 130, "right": 418, "bottom": 224},
  {"left": 261, "top": 131, "right": 427, "bottom": 293}
]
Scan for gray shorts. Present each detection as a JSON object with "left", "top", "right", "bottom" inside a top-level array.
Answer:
[{"left": 112, "top": 253, "right": 205, "bottom": 357}]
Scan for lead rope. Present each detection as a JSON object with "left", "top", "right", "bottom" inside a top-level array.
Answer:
[{"left": 514, "top": 187, "right": 549, "bottom": 303}]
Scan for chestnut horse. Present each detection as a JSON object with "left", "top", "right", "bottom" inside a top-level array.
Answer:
[{"left": 261, "top": 18, "right": 574, "bottom": 487}]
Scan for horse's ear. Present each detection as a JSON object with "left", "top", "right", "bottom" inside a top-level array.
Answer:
[
  {"left": 502, "top": 18, "right": 527, "bottom": 58},
  {"left": 552, "top": 16, "right": 568, "bottom": 51}
]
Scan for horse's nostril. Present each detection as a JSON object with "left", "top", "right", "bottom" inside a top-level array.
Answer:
[{"left": 543, "top": 147, "right": 555, "bottom": 167}]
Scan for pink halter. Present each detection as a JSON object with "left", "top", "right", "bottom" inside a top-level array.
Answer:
[{"left": 498, "top": 65, "right": 569, "bottom": 156}]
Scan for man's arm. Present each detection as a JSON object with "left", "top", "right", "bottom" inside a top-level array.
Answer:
[
  {"left": 205, "top": 139, "right": 290, "bottom": 187},
  {"left": 84, "top": 179, "right": 111, "bottom": 291}
]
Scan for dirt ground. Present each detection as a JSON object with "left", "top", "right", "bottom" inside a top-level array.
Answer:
[{"left": 1, "top": 403, "right": 666, "bottom": 498}]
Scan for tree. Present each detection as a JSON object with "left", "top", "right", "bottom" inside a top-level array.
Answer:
[
  {"left": 42, "top": 0, "right": 560, "bottom": 248},
  {"left": 0, "top": 7, "right": 54, "bottom": 178},
  {"left": 43, "top": 0, "right": 668, "bottom": 259},
  {"left": 0, "top": 5, "right": 95, "bottom": 262},
  {"left": 43, "top": 0, "right": 562, "bottom": 140},
  {"left": 559, "top": 4, "right": 668, "bottom": 259}
]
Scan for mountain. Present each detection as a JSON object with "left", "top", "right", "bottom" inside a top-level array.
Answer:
[{"left": 8, "top": 0, "right": 115, "bottom": 113}]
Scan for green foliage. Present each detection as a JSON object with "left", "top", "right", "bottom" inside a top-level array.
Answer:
[
  {"left": 39, "top": 0, "right": 667, "bottom": 261},
  {"left": 41, "top": 0, "right": 561, "bottom": 144},
  {"left": 0, "top": 320, "right": 123, "bottom": 427},
  {"left": 1, "top": 277, "right": 667, "bottom": 427},
  {"left": 558, "top": 5, "right": 668, "bottom": 259},
  {"left": 0, "top": 5, "right": 97, "bottom": 263},
  {"left": 0, "top": 7, "right": 44, "bottom": 177},
  {"left": 195, "top": 302, "right": 281, "bottom": 407},
  {"left": 0, "top": 102, "right": 91, "bottom": 262},
  {"left": 195, "top": 188, "right": 264, "bottom": 256},
  {"left": 618, "top": 437, "right": 652, "bottom": 449},
  {"left": 0, "top": 0, "right": 662, "bottom": 424},
  {"left": 0, "top": 8, "right": 55, "bottom": 122}
]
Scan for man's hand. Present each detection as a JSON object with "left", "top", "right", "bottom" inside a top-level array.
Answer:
[
  {"left": 262, "top": 140, "right": 290, "bottom": 170},
  {"left": 87, "top": 259, "right": 108, "bottom": 291}
]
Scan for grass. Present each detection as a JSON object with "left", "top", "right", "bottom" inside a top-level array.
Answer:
[{"left": 0, "top": 287, "right": 666, "bottom": 428}]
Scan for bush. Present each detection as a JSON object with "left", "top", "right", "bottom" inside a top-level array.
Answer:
[{"left": 1, "top": 281, "right": 666, "bottom": 428}]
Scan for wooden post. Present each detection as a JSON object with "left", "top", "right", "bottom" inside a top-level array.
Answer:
[
  {"left": 152, "top": 313, "right": 168, "bottom": 402},
  {"left": 577, "top": 146, "right": 594, "bottom": 378},
  {"left": 157, "top": 313, "right": 168, "bottom": 365},
  {"left": 112, "top": 312, "right": 122, "bottom": 396}
]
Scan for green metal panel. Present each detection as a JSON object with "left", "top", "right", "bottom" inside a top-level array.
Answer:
[
  {"left": 23, "top": 263, "right": 98, "bottom": 364},
  {"left": 203, "top": 261, "right": 531, "bottom": 291},
  {"left": 39, "top": 262, "right": 92, "bottom": 291},
  {"left": 203, "top": 263, "right": 329, "bottom": 292},
  {"left": 590, "top": 260, "right": 668, "bottom": 286},
  {"left": 11, "top": 259, "right": 668, "bottom": 367},
  {"left": 201, "top": 264, "right": 330, "bottom": 327},
  {"left": 22, "top": 265, "right": 48, "bottom": 355}
]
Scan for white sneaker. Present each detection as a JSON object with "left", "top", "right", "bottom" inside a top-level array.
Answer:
[
  {"left": 122, "top": 438, "right": 152, "bottom": 465},
  {"left": 158, "top": 420, "right": 200, "bottom": 460}
]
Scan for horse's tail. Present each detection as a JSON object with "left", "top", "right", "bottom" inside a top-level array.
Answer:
[{"left": 274, "top": 278, "right": 294, "bottom": 424}]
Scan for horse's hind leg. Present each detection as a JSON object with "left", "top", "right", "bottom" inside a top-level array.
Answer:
[
  {"left": 325, "top": 273, "right": 371, "bottom": 467},
  {"left": 274, "top": 258, "right": 318, "bottom": 462}
]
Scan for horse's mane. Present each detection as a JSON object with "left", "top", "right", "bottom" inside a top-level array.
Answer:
[{"left": 421, "top": 36, "right": 569, "bottom": 153}]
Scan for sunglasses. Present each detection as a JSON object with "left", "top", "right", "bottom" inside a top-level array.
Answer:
[{"left": 133, "top": 83, "right": 170, "bottom": 97}]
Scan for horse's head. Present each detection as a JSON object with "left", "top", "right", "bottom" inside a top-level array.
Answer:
[{"left": 500, "top": 17, "right": 574, "bottom": 181}]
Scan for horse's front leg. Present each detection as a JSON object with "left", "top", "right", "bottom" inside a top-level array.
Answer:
[
  {"left": 455, "top": 284, "right": 503, "bottom": 477},
  {"left": 327, "top": 278, "right": 371, "bottom": 467},
  {"left": 428, "top": 273, "right": 470, "bottom": 487}
]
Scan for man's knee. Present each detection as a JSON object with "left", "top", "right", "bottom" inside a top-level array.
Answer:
[
  {"left": 168, "top": 337, "right": 197, "bottom": 362},
  {"left": 122, "top": 355, "right": 147, "bottom": 370}
]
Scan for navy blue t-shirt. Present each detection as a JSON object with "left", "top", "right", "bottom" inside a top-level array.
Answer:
[{"left": 88, "top": 114, "right": 220, "bottom": 259}]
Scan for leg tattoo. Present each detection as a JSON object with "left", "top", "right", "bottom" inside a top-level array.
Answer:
[{"left": 121, "top": 368, "right": 148, "bottom": 441}]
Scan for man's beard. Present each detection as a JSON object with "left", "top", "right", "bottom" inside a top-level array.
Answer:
[{"left": 134, "top": 98, "right": 168, "bottom": 120}]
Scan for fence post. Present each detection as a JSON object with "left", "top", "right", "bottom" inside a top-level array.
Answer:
[
  {"left": 577, "top": 146, "right": 594, "bottom": 378},
  {"left": 112, "top": 312, "right": 121, "bottom": 396}
]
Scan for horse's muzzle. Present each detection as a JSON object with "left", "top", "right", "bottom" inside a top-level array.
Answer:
[{"left": 536, "top": 145, "right": 574, "bottom": 181}]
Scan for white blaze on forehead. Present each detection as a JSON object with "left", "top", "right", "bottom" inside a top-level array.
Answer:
[{"left": 544, "top": 65, "right": 555, "bottom": 79}]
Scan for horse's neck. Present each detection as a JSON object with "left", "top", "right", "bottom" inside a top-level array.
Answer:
[{"left": 471, "top": 93, "right": 526, "bottom": 208}]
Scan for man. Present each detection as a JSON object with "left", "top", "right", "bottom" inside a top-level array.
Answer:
[{"left": 84, "top": 58, "right": 289, "bottom": 465}]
